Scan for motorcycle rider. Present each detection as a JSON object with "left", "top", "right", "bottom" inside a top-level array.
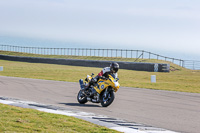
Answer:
[{"left": 89, "top": 62, "right": 119, "bottom": 96}]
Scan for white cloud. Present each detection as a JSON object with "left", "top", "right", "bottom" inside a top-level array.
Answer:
[{"left": 0, "top": 0, "right": 200, "bottom": 59}]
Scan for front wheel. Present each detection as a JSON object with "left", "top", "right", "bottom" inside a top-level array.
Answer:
[
  {"left": 100, "top": 90, "right": 115, "bottom": 107},
  {"left": 77, "top": 90, "right": 88, "bottom": 104}
]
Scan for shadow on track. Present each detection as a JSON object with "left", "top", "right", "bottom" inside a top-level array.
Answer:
[{"left": 59, "top": 103, "right": 101, "bottom": 107}]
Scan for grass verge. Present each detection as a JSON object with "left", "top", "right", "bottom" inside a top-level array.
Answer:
[
  {"left": 0, "top": 59, "right": 200, "bottom": 93},
  {"left": 0, "top": 50, "right": 200, "bottom": 93},
  {"left": 0, "top": 50, "right": 183, "bottom": 70},
  {"left": 0, "top": 103, "right": 119, "bottom": 133},
  {"left": 0, "top": 51, "right": 199, "bottom": 132}
]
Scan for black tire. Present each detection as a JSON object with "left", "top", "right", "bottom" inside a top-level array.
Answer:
[
  {"left": 100, "top": 90, "right": 115, "bottom": 107},
  {"left": 77, "top": 90, "right": 88, "bottom": 104}
]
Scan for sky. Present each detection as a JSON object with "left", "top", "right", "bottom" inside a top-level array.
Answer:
[{"left": 0, "top": 0, "right": 200, "bottom": 60}]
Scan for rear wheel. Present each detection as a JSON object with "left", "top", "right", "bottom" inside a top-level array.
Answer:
[
  {"left": 77, "top": 90, "right": 88, "bottom": 104},
  {"left": 100, "top": 90, "right": 115, "bottom": 107}
]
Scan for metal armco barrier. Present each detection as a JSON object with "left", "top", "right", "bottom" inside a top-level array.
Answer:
[
  {"left": 0, "top": 44, "right": 183, "bottom": 67},
  {"left": 1, "top": 44, "right": 200, "bottom": 70},
  {"left": 0, "top": 55, "right": 170, "bottom": 72}
]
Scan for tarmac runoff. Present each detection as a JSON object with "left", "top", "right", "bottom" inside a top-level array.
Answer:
[{"left": 0, "top": 97, "right": 177, "bottom": 133}]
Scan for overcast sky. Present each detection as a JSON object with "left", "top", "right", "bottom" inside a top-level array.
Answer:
[{"left": 0, "top": 0, "right": 200, "bottom": 59}]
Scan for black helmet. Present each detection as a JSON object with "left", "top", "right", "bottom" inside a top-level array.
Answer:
[{"left": 110, "top": 62, "right": 119, "bottom": 73}]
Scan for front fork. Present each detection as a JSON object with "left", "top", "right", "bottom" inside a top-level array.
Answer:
[{"left": 104, "top": 88, "right": 109, "bottom": 99}]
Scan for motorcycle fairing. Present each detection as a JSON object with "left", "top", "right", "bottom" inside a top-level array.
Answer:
[{"left": 93, "top": 74, "right": 120, "bottom": 94}]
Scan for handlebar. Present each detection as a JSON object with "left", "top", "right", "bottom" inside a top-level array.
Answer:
[{"left": 99, "top": 76, "right": 106, "bottom": 80}]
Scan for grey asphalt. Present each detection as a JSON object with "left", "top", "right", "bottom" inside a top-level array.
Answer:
[{"left": 0, "top": 76, "right": 199, "bottom": 133}]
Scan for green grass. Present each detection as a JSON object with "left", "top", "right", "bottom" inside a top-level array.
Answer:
[
  {"left": 0, "top": 103, "right": 120, "bottom": 133},
  {"left": 0, "top": 51, "right": 123, "bottom": 132},
  {"left": 0, "top": 50, "right": 183, "bottom": 70},
  {"left": 0, "top": 51, "right": 200, "bottom": 132},
  {"left": 0, "top": 58, "right": 200, "bottom": 93},
  {"left": 0, "top": 50, "right": 200, "bottom": 93}
]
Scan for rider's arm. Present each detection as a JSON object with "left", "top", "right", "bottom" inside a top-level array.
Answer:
[
  {"left": 114, "top": 73, "right": 118, "bottom": 78},
  {"left": 98, "top": 67, "right": 110, "bottom": 77},
  {"left": 100, "top": 67, "right": 118, "bottom": 78},
  {"left": 98, "top": 70, "right": 103, "bottom": 76}
]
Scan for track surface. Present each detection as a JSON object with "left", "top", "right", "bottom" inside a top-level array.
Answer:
[{"left": 0, "top": 76, "right": 199, "bottom": 133}]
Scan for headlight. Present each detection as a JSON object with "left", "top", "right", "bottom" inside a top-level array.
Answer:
[{"left": 114, "top": 82, "right": 119, "bottom": 88}]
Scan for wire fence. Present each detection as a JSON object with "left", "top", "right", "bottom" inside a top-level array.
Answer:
[
  {"left": 0, "top": 44, "right": 199, "bottom": 70},
  {"left": 183, "top": 60, "right": 200, "bottom": 70}
]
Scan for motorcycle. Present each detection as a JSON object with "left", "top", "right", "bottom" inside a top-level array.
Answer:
[{"left": 77, "top": 73, "right": 120, "bottom": 107}]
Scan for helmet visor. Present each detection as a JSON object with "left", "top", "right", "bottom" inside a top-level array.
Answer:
[{"left": 113, "top": 68, "right": 118, "bottom": 73}]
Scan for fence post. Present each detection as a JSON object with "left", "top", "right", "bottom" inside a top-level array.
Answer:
[
  {"left": 47, "top": 48, "right": 49, "bottom": 55},
  {"left": 149, "top": 52, "right": 151, "bottom": 59},
  {"left": 136, "top": 50, "right": 138, "bottom": 58},
  {"left": 131, "top": 50, "right": 132, "bottom": 58},
  {"left": 75, "top": 48, "right": 76, "bottom": 56},
  {"left": 40, "top": 48, "right": 42, "bottom": 55},
  {"left": 193, "top": 61, "right": 195, "bottom": 70},
  {"left": 142, "top": 51, "right": 144, "bottom": 59}
]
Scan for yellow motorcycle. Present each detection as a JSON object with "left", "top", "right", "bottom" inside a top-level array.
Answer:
[{"left": 77, "top": 73, "right": 120, "bottom": 107}]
